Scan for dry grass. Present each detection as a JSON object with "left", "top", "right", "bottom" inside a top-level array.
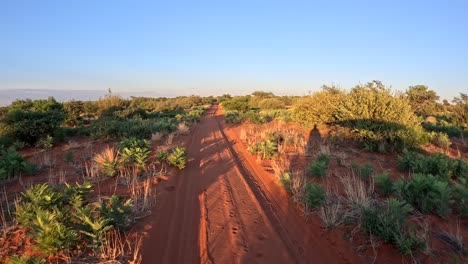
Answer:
[
  {"left": 436, "top": 220, "right": 465, "bottom": 256},
  {"left": 151, "top": 132, "right": 163, "bottom": 142},
  {"left": 339, "top": 172, "right": 374, "bottom": 210},
  {"left": 97, "top": 230, "right": 143, "bottom": 264},
  {"left": 290, "top": 171, "right": 306, "bottom": 204},
  {"left": 177, "top": 123, "right": 190, "bottom": 135},
  {"left": 166, "top": 133, "right": 175, "bottom": 145},
  {"left": 94, "top": 147, "right": 120, "bottom": 165},
  {"left": 83, "top": 161, "right": 100, "bottom": 179},
  {"left": 119, "top": 166, "right": 140, "bottom": 185},
  {"left": 319, "top": 198, "right": 343, "bottom": 230},
  {"left": 62, "top": 140, "right": 81, "bottom": 151},
  {"left": 271, "top": 157, "right": 290, "bottom": 179},
  {"left": 131, "top": 178, "right": 157, "bottom": 218},
  {"left": 37, "top": 151, "right": 56, "bottom": 169}
]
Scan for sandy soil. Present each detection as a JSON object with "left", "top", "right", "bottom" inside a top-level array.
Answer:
[{"left": 140, "top": 105, "right": 365, "bottom": 264}]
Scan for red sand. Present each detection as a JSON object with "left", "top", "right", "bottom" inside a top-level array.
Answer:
[{"left": 141, "top": 105, "right": 365, "bottom": 264}]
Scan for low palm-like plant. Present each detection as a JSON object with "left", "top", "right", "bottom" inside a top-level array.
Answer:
[
  {"left": 247, "top": 140, "right": 277, "bottom": 160},
  {"left": 94, "top": 147, "right": 121, "bottom": 177},
  {"left": 167, "top": 147, "right": 187, "bottom": 170}
]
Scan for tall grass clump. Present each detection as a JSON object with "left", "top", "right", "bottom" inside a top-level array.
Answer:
[{"left": 94, "top": 147, "right": 122, "bottom": 177}]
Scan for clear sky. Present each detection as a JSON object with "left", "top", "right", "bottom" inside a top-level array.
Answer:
[{"left": 1, "top": 0, "right": 467, "bottom": 99}]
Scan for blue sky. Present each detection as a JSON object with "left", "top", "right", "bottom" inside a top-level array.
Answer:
[{"left": 1, "top": 0, "right": 467, "bottom": 99}]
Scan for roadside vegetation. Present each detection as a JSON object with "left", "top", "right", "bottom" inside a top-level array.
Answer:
[
  {"left": 0, "top": 82, "right": 466, "bottom": 262},
  {"left": 224, "top": 82, "right": 467, "bottom": 262},
  {"left": 0, "top": 91, "right": 205, "bottom": 262}
]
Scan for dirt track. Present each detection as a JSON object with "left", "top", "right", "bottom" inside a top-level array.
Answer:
[{"left": 141, "top": 105, "right": 360, "bottom": 264}]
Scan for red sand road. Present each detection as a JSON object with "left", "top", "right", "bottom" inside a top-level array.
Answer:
[{"left": 141, "top": 105, "right": 361, "bottom": 264}]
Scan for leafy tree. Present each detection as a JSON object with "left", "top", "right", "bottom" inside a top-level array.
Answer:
[
  {"left": 406, "top": 85, "right": 439, "bottom": 115},
  {"left": 251, "top": 91, "right": 274, "bottom": 98},
  {"left": 63, "top": 100, "right": 84, "bottom": 126},
  {"left": 222, "top": 96, "right": 251, "bottom": 112},
  {"left": 335, "top": 81, "right": 424, "bottom": 152},
  {"left": 451, "top": 93, "right": 468, "bottom": 129},
  {"left": 1, "top": 110, "right": 65, "bottom": 145},
  {"left": 256, "top": 98, "right": 286, "bottom": 110},
  {"left": 291, "top": 89, "right": 345, "bottom": 128}
]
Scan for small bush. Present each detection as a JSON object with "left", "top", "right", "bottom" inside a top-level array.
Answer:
[
  {"left": 99, "top": 195, "right": 134, "bottom": 230},
  {"left": 241, "top": 110, "right": 270, "bottom": 124},
  {"left": 304, "top": 182, "right": 326, "bottom": 209},
  {"left": 429, "top": 132, "right": 451, "bottom": 148},
  {"left": 247, "top": 140, "right": 277, "bottom": 160},
  {"left": 307, "top": 161, "right": 328, "bottom": 178},
  {"left": 334, "top": 81, "right": 424, "bottom": 152},
  {"left": 398, "top": 149, "right": 467, "bottom": 181},
  {"left": 0, "top": 146, "right": 35, "bottom": 181},
  {"left": 453, "top": 184, "right": 468, "bottom": 216},
  {"left": 374, "top": 172, "right": 393, "bottom": 196},
  {"left": 361, "top": 198, "right": 425, "bottom": 255},
  {"left": 351, "top": 162, "right": 374, "bottom": 179},
  {"left": 225, "top": 111, "right": 241, "bottom": 123},
  {"left": 119, "top": 137, "right": 151, "bottom": 169},
  {"left": 13, "top": 182, "right": 135, "bottom": 258},
  {"left": 35, "top": 135, "right": 54, "bottom": 149},
  {"left": 307, "top": 152, "right": 330, "bottom": 178},
  {"left": 394, "top": 174, "right": 452, "bottom": 217},
  {"left": 1, "top": 110, "right": 65, "bottom": 146},
  {"left": 279, "top": 172, "right": 292, "bottom": 191},
  {"left": 167, "top": 147, "right": 187, "bottom": 170}
]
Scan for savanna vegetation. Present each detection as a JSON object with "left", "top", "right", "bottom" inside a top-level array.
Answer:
[
  {"left": 0, "top": 80, "right": 466, "bottom": 263},
  {"left": 224, "top": 81, "right": 467, "bottom": 262},
  {"left": 0, "top": 90, "right": 207, "bottom": 262}
]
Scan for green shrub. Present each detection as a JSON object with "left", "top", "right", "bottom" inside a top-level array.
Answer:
[
  {"left": 0, "top": 146, "right": 35, "bottom": 181},
  {"left": 167, "top": 147, "right": 187, "bottom": 170},
  {"left": 398, "top": 150, "right": 467, "bottom": 181},
  {"left": 14, "top": 182, "right": 132, "bottom": 257},
  {"left": 429, "top": 132, "right": 451, "bottom": 148},
  {"left": 225, "top": 111, "right": 241, "bottom": 123},
  {"left": 361, "top": 164, "right": 374, "bottom": 179},
  {"left": 35, "top": 135, "right": 54, "bottom": 149},
  {"left": 423, "top": 121, "right": 468, "bottom": 138},
  {"left": 9, "top": 255, "right": 46, "bottom": 264},
  {"left": 119, "top": 137, "right": 151, "bottom": 169},
  {"left": 1, "top": 110, "right": 65, "bottom": 146},
  {"left": 361, "top": 198, "right": 425, "bottom": 255},
  {"left": 334, "top": 81, "right": 424, "bottom": 152},
  {"left": 241, "top": 110, "right": 270, "bottom": 124},
  {"left": 317, "top": 152, "right": 331, "bottom": 164},
  {"left": 307, "top": 152, "right": 330, "bottom": 178},
  {"left": 351, "top": 162, "right": 374, "bottom": 179},
  {"left": 307, "top": 161, "right": 328, "bottom": 178},
  {"left": 90, "top": 118, "right": 176, "bottom": 139},
  {"left": 279, "top": 172, "right": 292, "bottom": 191},
  {"left": 394, "top": 174, "right": 452, "bottom": 217},
  {"left": 453, "top": 184, "right": 468, "bottom": 216},
  {"left": 374, "top": 172, "right": 393, "bottom": 196},
  {"left": 99, "top": 195, "right": 134, "bottom": 230},
  {"left": 291, "top": 89, "right": 345, "bottom": 128},
  {"left": 261, "top": 109, "right": 292, "bottom": 122},
  {"left": 247, "top": 140, "right": 277, "bottom": 160},
  {"left": 222, "top": 96, "right": 250, "bottom": 112},
  {"left": 305, "top": 182, "right": 326, "bottom": 209},
  {"left": 65, "top": 150, "right": 74, "bottom": 164}
]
